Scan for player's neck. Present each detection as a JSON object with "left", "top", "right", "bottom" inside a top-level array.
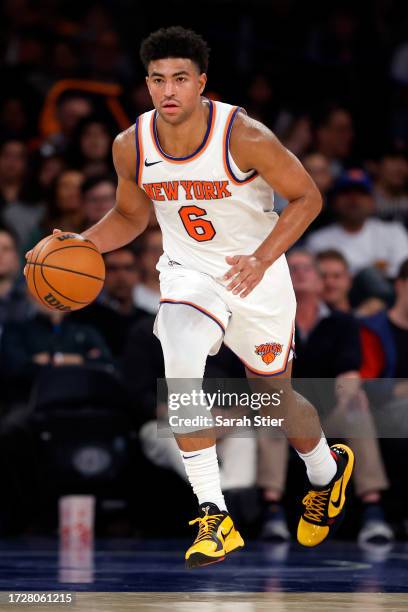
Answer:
[{"left": 155, "top": 99, "right": 209, "bottom": 158}]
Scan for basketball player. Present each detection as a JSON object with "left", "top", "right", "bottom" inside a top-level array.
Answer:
[{"left": 28, "top": 27, "right": 355, "bottom": 568}]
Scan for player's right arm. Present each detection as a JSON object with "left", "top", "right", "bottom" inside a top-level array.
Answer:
[{"left": 81, "top": 126, "right": 152, "bottom": 253}]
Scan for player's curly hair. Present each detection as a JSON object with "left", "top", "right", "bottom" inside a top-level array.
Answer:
[{"left": 140, "top": 26, "right": 210, "bottom": 73}]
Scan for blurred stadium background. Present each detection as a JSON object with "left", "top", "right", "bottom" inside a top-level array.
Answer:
[{"left": 0, "top": 0, "right": 408, "bottom": 550}]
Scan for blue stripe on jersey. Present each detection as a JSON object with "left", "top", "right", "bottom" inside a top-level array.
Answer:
[
  {"left": 153, "top": 99, "right": 214, "bottom": 161},
  {"left": 135, "top": 115, "right": 141, "bottom": 184},
  {"left": 226, "top": 107, "right": 258, "bottom": 183}
]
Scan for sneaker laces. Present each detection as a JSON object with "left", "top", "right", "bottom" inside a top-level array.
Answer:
[
  {"left": 302, "top": 489, "right": 330, "bottom": 522},
  {"left": 189, "top": 513, "right": 224, "bottom": 543}
]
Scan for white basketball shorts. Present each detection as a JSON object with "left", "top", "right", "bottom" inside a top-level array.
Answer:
[{"left": 154, "top": 254, "right": 297, "bottom": 376}]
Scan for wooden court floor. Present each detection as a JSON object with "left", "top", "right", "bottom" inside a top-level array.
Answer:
[
  {"left": 1, "top": 592, "right": 407, "bottom": 611},
  {"left": 0, "top": 538, "right": 407, "bottom": 611}
]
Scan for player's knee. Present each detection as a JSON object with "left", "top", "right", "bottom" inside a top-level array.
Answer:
[{"left": 162, "top": 343, "right": 207, "bottom": 378}]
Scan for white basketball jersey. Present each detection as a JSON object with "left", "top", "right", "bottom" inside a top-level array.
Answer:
[{"left": 135, "top": 99, "right": 278, "bottom": 278}]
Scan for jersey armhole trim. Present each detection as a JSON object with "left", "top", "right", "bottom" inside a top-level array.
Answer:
[
  {"left": 223, "top": 106, "right": 258, "bottom": 185},
  {"left": 135, "top": 115, "right": 144, "bottom": 186}
]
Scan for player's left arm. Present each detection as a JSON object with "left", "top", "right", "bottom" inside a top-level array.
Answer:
[{"left": 224, "top": 113, "right": 322, "bottom": 297}]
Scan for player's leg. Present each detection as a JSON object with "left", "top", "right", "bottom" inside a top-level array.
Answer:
[
  {"left": 155, "top": 302, "right": 244, "bottom": 567},
  {"left": 244, "top": 361, "right": 354, "bottom": 546},
  {"left": 222, "top": 256, "right": 354, "bottom": 546}
]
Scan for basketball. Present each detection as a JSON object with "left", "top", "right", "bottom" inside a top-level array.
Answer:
[{"left": 25, "top": 233, "right": 105, "bottom": 312}]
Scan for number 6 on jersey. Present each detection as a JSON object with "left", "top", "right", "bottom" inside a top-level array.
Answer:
[{"left": 178, "top": 205, "right": 216, "bottom": 242}]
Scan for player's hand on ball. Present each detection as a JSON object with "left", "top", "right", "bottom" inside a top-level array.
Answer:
[
  {"left": 24, "top": 229, "right": 62, "bottom": 277},
  {"left": 224, "top": 254, "right": 269, "bottom": 298}
]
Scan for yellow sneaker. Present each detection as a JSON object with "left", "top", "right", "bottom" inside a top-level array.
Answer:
[
  {"left": 297, "top": 444, "right": 355, "bottom": 547},
  {"left": 185, "top": 502, "right": 244, "bottom": 568}
]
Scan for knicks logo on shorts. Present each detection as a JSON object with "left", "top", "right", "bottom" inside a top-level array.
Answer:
[{"left": 255, "top": 342, "right": 283, "bottom": 365}]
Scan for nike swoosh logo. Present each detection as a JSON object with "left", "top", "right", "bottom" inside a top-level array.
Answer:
[
  {"left": 182, "top": 453, "right": 200, "bottom": 460},
  {"left": 144, "top": 159, "right": 162, "bottom": 167},
  {"left": 330, "top": 474, "right": 345, "bottom": 510}
]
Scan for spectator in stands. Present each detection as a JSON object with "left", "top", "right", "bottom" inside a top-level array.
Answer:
[
  {"left": 25, "top": 169, "right": 84, "bottom": 250},
  {"left": 82, "top": 174, "right": 116, "bottom": 228},
  {"left": 303, "top": 152, "right": 335, "bottom": 230},
  {"left": 133, "top": 226, "right": 162, "bottom": 314},
  {"left": 69, "top": 115, "right": 113, "bottom": 177},
  {"left": 258, "top": 249, "right": 393, "bottom": 545},
  {"left": 0, "top": 227, "right": 33, "bottom": 336},
  {"left": 36, "top": 153, "right": 66, "bottom": 197},
  {"left": 0, "top": 97, "right": 30, "bottom": 140},
  {"left": 0, "top": 139, "right": 43, "bottom": 246},
  {"left": 317, "top": 249, "right": 352, "bottom": 312},
  {"left": 48, "top": 91, "right": 93, "bottom": 154},
  {"left": 303, "top": 152, "right": 334, "bottom": 202},
  {"left": 317, "top": 249, "right": 387, "bottom": 378},
  {"left": 1, "top": 301, "right": 112, "bottom": 402},
  {"left": 361, "top": 258, "right": 408, "bottom": 379},
  {"left": 73, "top": 246, "right": 148, "bottom": 359},
  {"left": 314, "top": 105, "right": 354, "bottom": 178},
  {"left": 282, "top": 116, "right": 313, "bottom": 158},
  {"left": 317, "top": 249, "right": 385, "bottom": 316},
  {"left": 373, "top": 149, "right": 408, "bottom": 226},
  {"left": 387, "top": 259, "right": 408, "bottom": 377},
  {"left": 360, "top": 259, "right": 408, "bottom": 534},
  {"left": 307, "top": 168, "right": 408, "bottom": 278}
]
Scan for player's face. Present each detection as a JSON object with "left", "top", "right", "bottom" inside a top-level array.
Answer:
[
  {"left": 318, "top": 259, "right": 351, "bottom": 306},
  {"left": 146, "top": 58, "right": 207, "bottom": 124}
]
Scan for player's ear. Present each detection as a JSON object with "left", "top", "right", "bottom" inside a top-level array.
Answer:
[{"left": 198, "top": 73, "right": 207, "bottom": 95}]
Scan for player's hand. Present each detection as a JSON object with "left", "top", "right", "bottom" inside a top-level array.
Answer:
[
  {"left": 223, "top": 254, "right": 270, "bottom": 298},
  {"left": 24, "top": 229, "right": 62, "bottom": 277}
]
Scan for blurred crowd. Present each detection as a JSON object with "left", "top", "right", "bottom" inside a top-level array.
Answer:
[{"left": 0, "top": 0, "right": 408, "bottom": 546}]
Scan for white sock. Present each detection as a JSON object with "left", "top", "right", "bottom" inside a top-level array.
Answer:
[
  {"left": 179, "top": 445, "right": 227, "bottom": 511},
  {"left": 297, "top": 436, "right": 337, "bottom": 487}
]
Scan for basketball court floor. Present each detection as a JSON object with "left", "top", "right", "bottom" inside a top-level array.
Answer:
[{"left": 0, "top": 538, "right": 407, "bottom": 611}]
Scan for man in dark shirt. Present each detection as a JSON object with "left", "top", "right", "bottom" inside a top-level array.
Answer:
[
  {"left": 0, "top": 227, "right": 33, "bottom": 337},
  {"left": 73, "top": 246, "right": 148, "bottom": 359},
  {"left": 258, "top": 249, "right": 391, "bottom": 544},
  {"left": 387, "top": 259, "right": 408, "bottom": 377},
  {"left": 1, "top": 303, "right": 112, "bottom": 401}
]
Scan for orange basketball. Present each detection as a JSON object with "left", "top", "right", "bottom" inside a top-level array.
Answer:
[{"left": 25, "top": 233, "right": 105, "bottom": 312}]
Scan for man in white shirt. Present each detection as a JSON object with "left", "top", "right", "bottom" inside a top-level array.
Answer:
[{"left": 306, "top": 169, "right": 408, "bottom": 278}]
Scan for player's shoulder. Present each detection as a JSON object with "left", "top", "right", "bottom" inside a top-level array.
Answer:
[{"left": 113, "top": 124, "right": 135, "bottom": 154}]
